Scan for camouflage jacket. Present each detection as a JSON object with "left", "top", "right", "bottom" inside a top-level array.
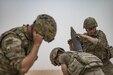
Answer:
[
  {"left": 0, "top": 25, "right": 33, "bottom": 75},
  {"left": 81, "top": 30, "right": 110, "bottom": 61},
  {"left": 59, "top": 51, "right": 103, "bottom": 75}
]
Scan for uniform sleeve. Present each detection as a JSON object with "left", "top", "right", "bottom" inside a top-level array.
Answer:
[
  {"left": 59, "top": 53, "right": 70, "bottom": 64},
  {"left": 1, "top": 34, "right": 26, "bottom": 72},
  {"left": 96, "top": 30, "right": 108, "bottom": 48}
]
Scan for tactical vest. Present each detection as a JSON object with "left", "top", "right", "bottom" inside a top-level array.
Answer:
[
  {"left": 0, "top": 26, "right": 33, "bottom": 75},
  {"left": 0, "top": 25, "right": 33, "bottom": 55},
  {"left": 66, "top": 51, "right": 103, "bottom": 75},
  {"left": 82, "top": 30, "right": 111, "bottom": 62}
]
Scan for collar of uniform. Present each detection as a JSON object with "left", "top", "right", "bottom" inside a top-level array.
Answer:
[{"left": 22, "top": 25, "right": 33, "bottom": 41}]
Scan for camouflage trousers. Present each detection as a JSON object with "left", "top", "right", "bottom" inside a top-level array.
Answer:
[
  {"left": 83, "top": 67, "right": 104, "bottom": 75},
  {"left": 102, "top": 60, "right": 113, "bottom": 75}
]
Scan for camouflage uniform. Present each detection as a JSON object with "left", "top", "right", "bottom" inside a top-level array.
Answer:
[
  {"left": 81, "top": 30, "right": 109, "bottom": 60},
  {"left": 0, "top": 25, "right": 33, "bottom": 75},
  {"left": 67, "top": 18, "right": 113, "bottom": 75},
  {"left": 0, "top": 14, "right": 57, "bottom": 75},
  {"left": 80, "top": 30, "right": 113, "bottom": 75},
  {"left": 67, "top": 17, "right": 113, "bottom": 75},
  {"left": 50, "top": 47, "right": 104, "bottom": 75},
  {"left": 60, "top": 52, "right": 104, "bottom": 75}
]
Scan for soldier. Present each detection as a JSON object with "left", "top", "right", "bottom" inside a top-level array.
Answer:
[
  {"left": 68, "top": 17, "right": 113, "bottom": 75},
  {"left": 50, "top": 47, "right": 104, "bottom": 75},
  {"left": 0, "top": 14, "right": 57, "bottom": 75}
]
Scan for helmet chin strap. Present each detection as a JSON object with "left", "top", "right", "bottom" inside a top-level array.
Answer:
[
  {"left": 26, "top": 24, "right": 34, "bottom": 39},
  {"left": 31, "top": 24, "right": 34, "bottom": 38}
]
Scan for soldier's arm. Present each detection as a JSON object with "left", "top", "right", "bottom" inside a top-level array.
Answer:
[
  {"left": 59, "top": 54, "right": 70, "bottom": 75},
  {"left": 68, "top": 39, "right": 75, "bottom": 51},
  {"left": 77, "top": 31, "right": 108, "bottom": 48},
  {"left": 61, "top": 64, "right": 69, "bottom": 75},
  {"left": 96, "top": 30, "right": 108, "bottom": 48},
  {"left": 20, "top": 31, "right": 43, "bottom": 74},
  {"left": 77, "top": 33, "right": 98, "bottom": 45},
  {"left": 1, "top": 32, "right": 43, "bottom": 74}
]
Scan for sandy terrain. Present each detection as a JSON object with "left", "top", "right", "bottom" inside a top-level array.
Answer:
[
  {"left": 25, "top": 59, "right": 113, "bottom": 75},
  {"left": 25, "top": 70, "right": 62, "bottom": 75}
]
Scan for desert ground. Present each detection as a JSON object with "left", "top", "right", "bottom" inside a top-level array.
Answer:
[
  {"left": 25, "top": 70, "right": 62, "bottom": 75},
  {"left": 25, "top": 59, "right": 113, "bottom": 75}
]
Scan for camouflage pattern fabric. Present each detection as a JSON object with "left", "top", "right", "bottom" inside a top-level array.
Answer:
[
  {"left": 83, "top": 67, "right": 104, "bottom": 75},
  {"left": 59, "top": 51, "right": 103, "bottom": 75},
  {"left": 83, "top": 17, "right": 98, "bottom": 29},
  {"left": 81, "top": 30, "right": 109, "bottom": 61},
  {"left": 33, "top": 14, "right": 57, "bottom": 42},
  {"left": 80, "top": 30, "right": 113, "bottom": 75},
  {"left": 0, "top": 25, "right": 33, "bottom": 75},
  {"left": 102, "top": 61, "right": 113, "bottom": 75}
]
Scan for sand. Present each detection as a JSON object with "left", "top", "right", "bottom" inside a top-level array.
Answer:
[{"left": 25, "top": 70, "right": 62, "bottom": 75}]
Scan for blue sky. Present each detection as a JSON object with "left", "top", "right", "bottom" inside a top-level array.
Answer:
[{"left": 0, "top": 0, "right": 113, "bottom": 70}]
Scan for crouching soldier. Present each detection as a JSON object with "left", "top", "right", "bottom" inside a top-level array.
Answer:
[{"left": 50, "top": 47, "right": 104, "bottom": 75}]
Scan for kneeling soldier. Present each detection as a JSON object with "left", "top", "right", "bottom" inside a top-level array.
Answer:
[{"left": 50, "top": 47, "right": 104, "bottom": 75}]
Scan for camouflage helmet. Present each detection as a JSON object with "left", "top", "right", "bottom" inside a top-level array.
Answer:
[
  {"left": 33, "top": 14, "right": 57, "bottom": 42},
  {"left": 50, "top": 47, "right": 65, "bottom": 66},
  {"left": 83, "top": 17, "right": 98, "bottom": 29}
]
